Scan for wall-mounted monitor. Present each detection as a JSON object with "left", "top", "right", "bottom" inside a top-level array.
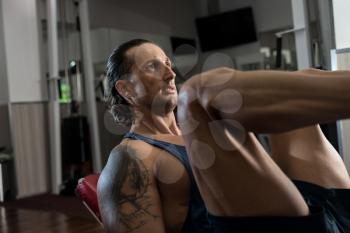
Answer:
[{"left": 196, "top": 7, "right": 258, "bottom": 52}]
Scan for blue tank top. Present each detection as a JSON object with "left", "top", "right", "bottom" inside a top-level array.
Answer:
[{"left": 124, "top": 132, "right": 213, "bottom": 233}]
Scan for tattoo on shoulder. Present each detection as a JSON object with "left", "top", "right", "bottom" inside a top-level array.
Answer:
[{"left": 114, "top": 150, "right": 159, "bottom": 232}]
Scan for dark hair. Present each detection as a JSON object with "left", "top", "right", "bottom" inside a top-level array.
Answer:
[
  {"left": 104, "top": 39, "right": 153, "bottom": 126},
  {"left": 105, "top": 39, "right": 151, "bottom": 108}
]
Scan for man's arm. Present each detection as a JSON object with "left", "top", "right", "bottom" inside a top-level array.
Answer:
[
  {"left": 180, "top": 68, "right": 350, "bottom": 134},
  {"left": 97, "top": 145, "right": 166, "bottom": 233}
]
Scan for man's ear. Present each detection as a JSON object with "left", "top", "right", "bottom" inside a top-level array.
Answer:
[{"left": 115, "top": 80, "right": 133, "bottom": 104}]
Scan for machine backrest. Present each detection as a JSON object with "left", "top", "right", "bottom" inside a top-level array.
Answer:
[{"left": 75, "top": 174, "right": 102, "bottom": 225}]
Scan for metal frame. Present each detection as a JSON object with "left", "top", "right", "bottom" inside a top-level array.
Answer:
[
  {"left": 46, "top": 0, "right": 104, "bottom": 194},
  {"left": 78, "top": 0, "right": 102, "bottom": 172},
  {"left": 47, "top": 0, "right": 62, "bottom": 194},
  {"left": 291, "top": 0, "right": 312, "bottom": 69}
]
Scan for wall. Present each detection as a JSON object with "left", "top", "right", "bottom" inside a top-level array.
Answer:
[
  {"left": 219, "top": 0, "right": 293, "bottom": 33},
  {"left": 1, "top": 0, "right": 46, "bottom": 103},
  {"left": 253, "top": 0, "right": 293, "bottom": 32},
  {"left": 194, "top": 0, "right": 210, "bottom": 17},
  {"left": 332, "top": 0, "right": 350, "bottom": 171},
  {"left": 333, "top": 50, "right": 350, "bottom": 172},
  {"left": 191, "top": 0, "right": 294, "bottom": 70},
  {"left": 0, "top": 0, "right": 8, "bottom": 104},
  {"left": 38, "top": 0, "right": 193, "bottom": 79},
  {"left": 11, "top": 103, "right": 50, "bottom": 198},
  {"left": 90, "top": 28, "right": 173, "bottom": 65},
  {"left": 88, "top": 0, "right": 198, "bottom": 39},
  {"left": 0, "top": 0, "right": 51, "bottom": 198},
  {"left": 333, "top": 0, "right": 350, "bottom": 49}
]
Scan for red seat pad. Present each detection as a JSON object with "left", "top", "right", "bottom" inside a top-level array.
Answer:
[{"left": 75, "top": 174, "right": 101, "bottom": 221}]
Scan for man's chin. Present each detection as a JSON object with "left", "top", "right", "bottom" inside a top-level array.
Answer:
[{"left": 151, "top": 96, "right": 177, "bottom": 115}]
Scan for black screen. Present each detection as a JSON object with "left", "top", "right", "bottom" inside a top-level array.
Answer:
[{"left": 196, "top": 7, "right": 257, "bottom": 52}]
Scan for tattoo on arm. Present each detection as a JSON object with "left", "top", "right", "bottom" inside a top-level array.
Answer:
[{"left": 113, "top": 151, "right": 159, "bottom": 232}]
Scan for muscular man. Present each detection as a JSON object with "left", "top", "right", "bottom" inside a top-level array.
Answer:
[
  {"left": 97, "top": 39, "right": 350, "bottom": 233},
  {"left": 98, "top": 39, "right": 208, "bottom": 233}
]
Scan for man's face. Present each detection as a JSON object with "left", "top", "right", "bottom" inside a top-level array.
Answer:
[{"left": 127, "top": 43, "right": 177, "bottom": 113}]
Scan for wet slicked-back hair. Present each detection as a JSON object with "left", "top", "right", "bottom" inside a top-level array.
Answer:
[{"left": 104, "top": 39, "right": 151, "bottom": 110}]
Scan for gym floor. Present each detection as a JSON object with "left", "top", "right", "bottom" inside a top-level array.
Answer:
[{"left": 0, "top": 194, "right": 103, "bottom": 233}]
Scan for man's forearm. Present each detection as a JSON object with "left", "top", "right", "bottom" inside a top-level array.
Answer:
[{"left": 190, "top": 68, "right": 350, "bottom": 133}]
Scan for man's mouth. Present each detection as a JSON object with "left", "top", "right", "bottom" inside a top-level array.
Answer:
[{"left": 164, "top": 85, "right": 176, "bottom": 94}]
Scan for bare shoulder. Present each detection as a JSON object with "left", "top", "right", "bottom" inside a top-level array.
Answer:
[
  {"left": 99, "top": 142, "right": 152, "bottom": 181},
  {"left": 97, "top": 142, "right": 165, "bottom": 233}
]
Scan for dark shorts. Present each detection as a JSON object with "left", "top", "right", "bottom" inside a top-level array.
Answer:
[
  {"left": 294, "top": 180, "right": 350, "bottom": 233},
  {"left": 207, "top": 180, "right": 350, "bottom": 233}
]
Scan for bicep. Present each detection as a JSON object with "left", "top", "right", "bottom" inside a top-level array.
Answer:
[{"left": 97, "top": 148, "right": 166, "bottom": 233}]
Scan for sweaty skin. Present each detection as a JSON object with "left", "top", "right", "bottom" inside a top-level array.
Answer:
[
  {"left": 177, "top": 67, "right": 350, "bottom": 217},
  {"left": 98, "top": 41, "right": 350, "bottom": 232},
  {"left": 98, "top": 43, "right": 190, "bottom": 233}
]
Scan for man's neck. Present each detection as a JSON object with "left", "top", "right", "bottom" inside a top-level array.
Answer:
[{"left": 130, "top": 108, "right": 181, "bottom": 135}]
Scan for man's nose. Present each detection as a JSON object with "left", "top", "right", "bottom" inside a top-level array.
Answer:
[{"left": 163, "top": 65, "right": 176, "bottom": 81}]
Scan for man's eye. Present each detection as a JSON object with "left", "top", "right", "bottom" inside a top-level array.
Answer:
[{"left": 145, "top": 62, "right": 156, "bottom": 71}]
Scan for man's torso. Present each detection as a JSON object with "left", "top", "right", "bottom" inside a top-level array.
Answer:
[{"left": 121, "top": 134, "right": 191, "bottom": 233}]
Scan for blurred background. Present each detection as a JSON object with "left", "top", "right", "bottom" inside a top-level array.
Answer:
[{"left": 1, "top": 0, "right": 350, "bottom": 232}]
